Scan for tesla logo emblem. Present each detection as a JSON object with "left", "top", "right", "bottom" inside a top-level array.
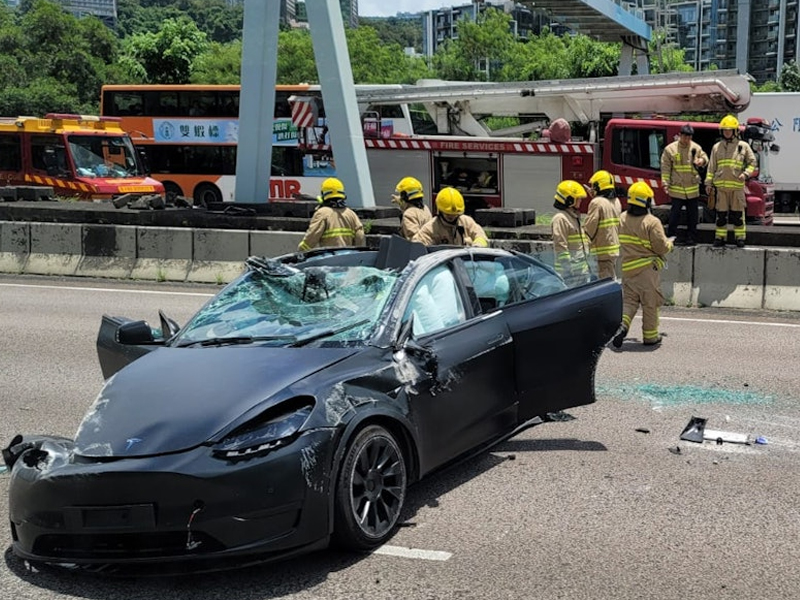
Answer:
[{"left": 125, "top": 438, "right": 142, "bottom": 451}]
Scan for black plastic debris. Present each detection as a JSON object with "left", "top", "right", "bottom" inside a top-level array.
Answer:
[
  {"left": 668, "top": 446, "right": 682, "bottom": 455},
  {"left": 680, "top": 416, "right": 707, "bottom": 443},
  {"left": 546, "top": 411, "right": 576, "bottom": 422},
  {"left": 635, "top": 428, "right": 651, "bottom": 434}
]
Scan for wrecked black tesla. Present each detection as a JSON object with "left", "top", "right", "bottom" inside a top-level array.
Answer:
[{"left": 4, "top": 236, "right": 621, "bottom": 570}]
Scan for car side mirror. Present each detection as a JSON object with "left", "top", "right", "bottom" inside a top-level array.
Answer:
[{"left": 116, "top": 320, "right": 156, "bottom": 345}]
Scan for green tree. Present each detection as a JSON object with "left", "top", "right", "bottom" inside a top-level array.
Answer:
[
  {"left": 495, "top": 29, "right": 570, "bottom": 81},
  {"left": 564, "top": 35, "right": 619, "bottom": 78},
  {"left": 117, "top": 16, "right": 209, "bottom": 83},
  {"left": 347, "top": 26, "right": 433, "bottom": 83},
  {"left": 191, "top": 40, "right": 242, "bottom": 84},
  {"left": 360, "top": 16, "right": 422, "bottom": 52},
  {"left": 778, "top": 60, "right": 800, "bottom": 91},
  {"left": 648, "top": 29, "right": 693, "bottom": 73},
  {"left": 276, "top": 28, "right": 317, "bottom": 84}
]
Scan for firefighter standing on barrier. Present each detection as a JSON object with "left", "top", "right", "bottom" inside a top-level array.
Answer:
[
  {"left": 705, "top": 115, "right": 756, "bottom": 248},
  {"left": 412, "top": 187, "right": 489, "bottom": 247},
  {"left": 391, "top": 176, "right": 433, "bottom": 240},
  {"left": 584, "top": 170, "right": 621, "bottom": 280},
  {"left": 612, "top": 181, "right": 674, "bottom": 348},
  {"left": 661, "top": 123, "right": 708, "bottom": 246},
  {"left": 298, "top": 177, "right": 365, "bottom": 252},
  {"left": 551, "top": 180, "right": 591, "bottom": 285}
]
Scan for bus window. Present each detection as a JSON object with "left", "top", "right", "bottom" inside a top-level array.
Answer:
[{"left": 0, "top": 134, "right": 22, "bottom": 171}]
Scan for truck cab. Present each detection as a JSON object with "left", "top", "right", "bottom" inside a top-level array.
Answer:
[{"left": 603, "top": 118, "right": 775, "bottom": 225}]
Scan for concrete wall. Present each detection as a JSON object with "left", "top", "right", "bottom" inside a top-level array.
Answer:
[{"left": 1, "top": 220, "right": 799, "bottom": 312}]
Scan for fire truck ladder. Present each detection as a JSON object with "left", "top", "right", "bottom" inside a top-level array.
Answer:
[{"left": 354, "top": 70, "right": 753, "bottom": 137}]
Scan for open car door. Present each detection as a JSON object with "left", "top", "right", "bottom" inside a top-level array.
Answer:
[{"left": 96, "top": 312, "right": 175, "bottom": 379}]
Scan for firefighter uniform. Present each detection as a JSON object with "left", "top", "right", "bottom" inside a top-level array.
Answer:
[
  {"left": 298, "top": 178, "right": 366, "bottom": 252},
  {"left": 614, "top": 182, "right": 673, "bottom": 348},
  {"left": 551, "top": 180, "right": 590, "bottom": 285},
  {"left": 412, "top": 187, "right": 489, "bottom": 247},
  {"left": 392, "top": 176, "right": 433, "bottom": 240},
  {"left": 584, "top": 170, "right": 621, "bottom": 280},
  {"left": 661, "top": 124, "right": 708, "bottom": 244},
  {"left": 705, "top": 115, "right": 756, "bottom": 247}
]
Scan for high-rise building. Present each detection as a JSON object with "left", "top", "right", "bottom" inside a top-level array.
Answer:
[
  {"left": 643, "top": 0, "right": 799, "bottom": 83},
  {"left": 292, "top": 0, "right": 358, "bottom": 28},
  {"left": 422, "top": 1, "right": 545, "bottom": 57}
]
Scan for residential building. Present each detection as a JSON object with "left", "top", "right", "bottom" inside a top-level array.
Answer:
[
  {"left": 293, "top": 0, "right": 358, "bottom": 28},
  {"left": 422, "top": 1, "right": 546, "bottom": 57},
  {"left": 642, "top": 0, "right": 799, "bottom": 83}
]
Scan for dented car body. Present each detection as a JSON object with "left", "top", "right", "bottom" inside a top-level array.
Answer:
[{"left": 4, "top": 237, "right": 621, "bottom": 570}]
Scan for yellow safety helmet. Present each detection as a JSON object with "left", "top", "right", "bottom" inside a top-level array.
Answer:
[
  {"left": 589, "top": 170, "right": 615, "bottom": 193},
  {"left": 435, "top": 187, "right": 465, "bottom": 216},
  {"left": 395, "top": 176, "right": 424, "bottom": 202},
  {"left": 319, "top": 177, "right": 346, "bottom": 202},
  {"left": 554, "top": 180, "right": 587, "bottom": 208},
  {"left": 719, "top": 115, "right": 739, "bottom": 131},
  {"left": 627, "top": 181, "right": 655, "bottom": 209}
]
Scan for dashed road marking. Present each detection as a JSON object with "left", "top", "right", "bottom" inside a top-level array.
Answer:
[
  {"left": 0, "top": 282, "right": 213, "bottom": 297},
  {"left": 373, "top": 545, "right": 452, "bottom": 561}
]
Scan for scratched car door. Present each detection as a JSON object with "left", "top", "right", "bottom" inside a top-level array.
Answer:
[{"left": 400, "top": 262, "right": 516, "bottom": 473}]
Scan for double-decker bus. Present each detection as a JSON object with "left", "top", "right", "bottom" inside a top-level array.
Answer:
[{"left": 100, "top": 84, "right": 413, "bottom": 204}]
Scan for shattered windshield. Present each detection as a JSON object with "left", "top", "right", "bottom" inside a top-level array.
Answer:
[
  {"left": 68, "top": 134, "right": 142, "bottom": 178},
  {"left": 172, "top": 265, "right": 399, "bottom": 347}
]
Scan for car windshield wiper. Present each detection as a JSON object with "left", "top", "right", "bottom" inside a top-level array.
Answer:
[
  {"left": 289, "top": 319, "right": 371, "bottom": 348},
  {"left": 176, "top": 335, "right": 298, "bottom": 348}
]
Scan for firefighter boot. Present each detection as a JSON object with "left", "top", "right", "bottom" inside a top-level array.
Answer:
[
  {"left": 736, "top": 239, "right": 746, "bottom": 248},
  {"left": 611, "top": 326, "right": 628, "bottom": 349},
  {"left": 713, "top": 238, "right": 725, "bottom": 248},
  {"left": 643, "top": 335, "right": 662, "bottom": 347}
]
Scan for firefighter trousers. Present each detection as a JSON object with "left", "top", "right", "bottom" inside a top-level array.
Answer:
[
  {"left": 621, "top": 266, "right": 664, "bottom": 343},
  {"left": 597, "top": 258, "right": 618, "bottom": 281}
]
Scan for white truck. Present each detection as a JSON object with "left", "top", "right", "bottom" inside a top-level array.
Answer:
[{"left": 742, "top": 92, "right": 800, "bottom": 213}]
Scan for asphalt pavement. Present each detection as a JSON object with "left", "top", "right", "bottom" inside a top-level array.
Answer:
[{"left": 1, "top": 275, "right": 799, "bottom": 599}]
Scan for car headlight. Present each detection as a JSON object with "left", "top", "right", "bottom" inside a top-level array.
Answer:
[{"left": 213, "top": 399, "right": 314, "bottom": 460}]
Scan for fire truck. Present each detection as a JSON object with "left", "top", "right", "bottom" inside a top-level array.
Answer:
[
  {"left": 356, "top": 70, "right": 776, "bottom": 224},
  {"left": 0, "top": 114, "right": 164, "bottom": 201}
]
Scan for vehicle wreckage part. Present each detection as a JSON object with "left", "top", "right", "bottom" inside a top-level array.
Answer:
[{"left": 333, "top": 425, "right": 407, "bottom": 550}]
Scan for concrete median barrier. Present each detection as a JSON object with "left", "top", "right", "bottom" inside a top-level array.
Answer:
[
  {"left": 764, "top": 248, "right": 800, "bottom": 311},
  {"left": 693, "top": 245, "right": 766, "bottom": 309},
  {"left": 26, "top": 223, "right": 82, "bottom": 276},
  {"left": 3, "top": 220, "right": 800, "bottom": 315},
  {"left": 131, "top": 227, "right": 193, "bottom": 282},
  {"left": 187, "top": 228, "right": 248, "bottom": 284},
  {"left": 77, "top": 224, "right": 137, "bottom": 279},
  {"left": 0, "top": 222, "right": 29, "bottom": 274}
]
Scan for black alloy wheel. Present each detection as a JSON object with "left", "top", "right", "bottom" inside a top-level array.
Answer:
[{"left": 333, "top": 424, "right": 407, "bottom": 550}]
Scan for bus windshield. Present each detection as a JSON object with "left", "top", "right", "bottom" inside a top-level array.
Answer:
[{"left": 67, "top": 135, "right": 142, "bottom": 178}]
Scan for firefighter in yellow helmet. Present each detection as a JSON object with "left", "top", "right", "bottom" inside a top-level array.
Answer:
[
  {"left": 412, "top": 187, "right": 489, "bottom": 247},
  {"left": 391, "top": 176, "right": 433, "bottom": 240},
  {"left": 298, "top": 177, "right": 366, "bottom": 252},
  {"left": 705, "top": 114, "right": 756, "bottom": 248},
  {"left": 551, "top": 180, "right": 591, "bottom": 285},
  {"left": 612, "top": 181, "right": 674, "bottom": 348},
  {"left": 584, "top": 170, "right": 621, "bottom": 280}
]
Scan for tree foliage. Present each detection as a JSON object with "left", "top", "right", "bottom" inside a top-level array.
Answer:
[
  {"left": 778, "top": 60, "right": 800, "bottom": 92},
  {"left": 117, "top": 17, "right": 209, "bottom": 84},
  {"left": 648, "top": 29, "right": 694, "bottom": 74}
]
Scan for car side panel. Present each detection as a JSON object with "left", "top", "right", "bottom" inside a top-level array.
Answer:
[
  {"left": 409, "top": 315, "right": 516, "bottom": 474},
  {"left": 504, "top": 280, "right": 622, "bottom": 421}
]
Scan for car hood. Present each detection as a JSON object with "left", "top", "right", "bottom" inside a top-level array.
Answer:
[{"left": 74, "top": 346, "right": 358, "bottom": 458}]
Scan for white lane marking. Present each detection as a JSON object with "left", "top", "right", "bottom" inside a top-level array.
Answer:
[
  {"left": 373, "top": 545, "right": 452, "bottom": 561},
  {"left": 658, "top": 316, "right": 800, "bottom": 329},
  {"left": 0, "top": 282, "right": 214, "bottom": 298}
]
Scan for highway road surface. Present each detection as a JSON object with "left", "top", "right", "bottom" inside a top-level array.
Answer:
[{"left": 1, "top": 274, "right": 800, "bottom": 600}]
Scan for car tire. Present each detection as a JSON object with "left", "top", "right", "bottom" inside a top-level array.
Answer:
[
  {"left": 333, "top": 424, "right": 407, "bottom": 550},
  {"left": 194, "top": 183, "right": 222, "bottom": 206}
]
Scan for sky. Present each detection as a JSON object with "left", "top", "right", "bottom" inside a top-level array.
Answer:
[{"left": 359, "top": 1, "right": 455, "bottom": 18}]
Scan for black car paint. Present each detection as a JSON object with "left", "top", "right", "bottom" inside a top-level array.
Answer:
[{"left": 4, "top": 240, "right": 622, "bottom": 569}]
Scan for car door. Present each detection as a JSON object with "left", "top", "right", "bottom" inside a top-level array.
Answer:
[
  {"left": 399, "top": 261, "right": 516, "bottom": 474},
  {"left": 498, "top": 256, "right": 621, "bottom": 421}
]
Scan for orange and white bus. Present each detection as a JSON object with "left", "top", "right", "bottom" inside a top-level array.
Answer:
[{"left": 100, "top": 84, "right": 413, "bottom": 204}]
